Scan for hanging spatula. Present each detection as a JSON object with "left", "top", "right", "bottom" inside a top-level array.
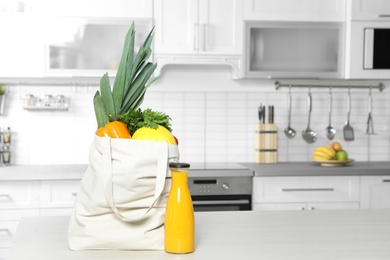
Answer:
[{"left": 343, "top": 88, "right": 354, "bottom": 141}]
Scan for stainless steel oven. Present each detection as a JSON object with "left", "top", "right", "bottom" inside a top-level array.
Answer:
[{"left": 188, "top": 163, "right": 253, "bottom": 212}]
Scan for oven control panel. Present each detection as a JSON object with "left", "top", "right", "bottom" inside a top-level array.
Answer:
[{"left": 188, "top": 177, "right": 252, "bottom": 196}]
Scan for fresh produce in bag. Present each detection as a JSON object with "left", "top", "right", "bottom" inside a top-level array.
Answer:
[{"left": 68, "top": 23, "right": 179, "bottom": 251}]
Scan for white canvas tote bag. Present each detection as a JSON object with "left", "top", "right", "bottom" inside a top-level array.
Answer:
[{"left": 68, "top": 135, "right": 179, "bottom": 250}]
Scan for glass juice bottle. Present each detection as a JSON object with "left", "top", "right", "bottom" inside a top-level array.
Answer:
[{"left": 165, "top": 162, "right": 194, "bottom": 254}]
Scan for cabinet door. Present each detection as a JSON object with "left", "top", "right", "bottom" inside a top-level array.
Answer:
[
  {"left": 44, "top": 17, "right": 151, "bottom": 77},
  {"left": 153, "top": 0, "right": 198, "bottom": 54},
  {"left": 27, "top": 0, "right": 152, "bottom": 18},
  {"left": 361, "top": 176, "right": 390, "bottom": 209},
  {"left": 351, "top": 0, "right": 390, "bottom": 21},
  {"left": 253, "top": 176, "right": 360, "bottom": 203},
  {"left": 244, "top": 0, "right": 345, "bottom": 22},
  {"left": 0, "top": 181, "right": 40, "bottom": 209},
  {"left": 307, "top": 202, "right": 360, "bottom": 210},
  {"left": 154, "top": 0, "right": 242, "bottom": 55},
  {"left": 198, "top": 0, "right": 242, "bottom": 54},
  {"left": 40, "top": 180, "right": 80, "bottom": 209},
  {"left": 253, "top": 202, "right": 360, "bottom": 211},
  {"left": 0, "top": 14, "right": 45, "bottom": 78},
  {"left": 253, "top": 202, "right": 307, "bottom": 211}
]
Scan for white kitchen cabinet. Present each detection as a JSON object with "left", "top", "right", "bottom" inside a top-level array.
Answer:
[
  {"left": 153, "top": 0, "right": 243, "bottom": 78},
  {"left": 360, "top": 176, "right": 390, "bottom": 209},
  {"left": 0, "top": 181, "right": 40, "bottom": 209},
  {"left": 44, "top": 17, "right": 151, "bottom": 77},
  {"left": 245, "top": 21, "right": 345, "bottom": 79},
  {"left": 350, "top": 0, "right": 390, "bottom": 21},
  {"left": 253, "top": 202, "right": 360, "bottom": 211},
  {"left": 0, "top": 180, "right": 41, "bottom": 260},
  {"left": 252, "top": 176, "right": 360, "bottom": 210},
  {"left": 154, "top": 0, "right": 242, "bottom": 55},
  {"left": 0, "top": 14, "right": 45, "bottom": 78},
  {"left": 25, "top": 0, "right": 152, "bottom": 18},
  {"left": 40, "top": 180, "right": 80, "bottom": 210},
  {"left": 244, "top": 0, "right": 346, "bottom": 22}
]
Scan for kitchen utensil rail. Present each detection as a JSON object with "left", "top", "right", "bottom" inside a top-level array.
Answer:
[{"left": 275, "top": 81, "right": 385, "bottom": 92}]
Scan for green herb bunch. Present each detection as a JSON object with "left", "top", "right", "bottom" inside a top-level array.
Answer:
[{"left": 119, "top": 108, "right": 172, "bottom": 135}]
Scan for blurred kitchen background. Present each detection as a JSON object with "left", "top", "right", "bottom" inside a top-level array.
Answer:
[{"left": 0, "top": 0, "right": 390, "bottom": 165}]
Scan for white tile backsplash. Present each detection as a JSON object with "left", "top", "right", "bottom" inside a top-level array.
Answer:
[{"left": 1, "top": 67, "right": 390, "bottom": 165}]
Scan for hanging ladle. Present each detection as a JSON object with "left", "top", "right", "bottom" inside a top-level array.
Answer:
[
  {"left": 284, "top": 86, "right": 296, "bottom": 138},
  {"left": 302, "top": 87, "right": 317, "bottom": 143},
  {"left": 325, "top": 86, "right": 336, "bottom": 140},
  {"left": 366, "top": 87, "right": 375, "bottom": 135}
]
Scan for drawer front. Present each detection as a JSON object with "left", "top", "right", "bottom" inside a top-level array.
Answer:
[
  {"left": 0, "top": 221, "right": 18, "bottom": 248},
  {"left": 0, "top": 248, "right": 10, "bottom": 260},
  {"left": 0, "top": 209, "right": 40, "bottom": 221},
  {"left": 0, "top": 181, "right": 40, "bottom": 209},
  {"left": 253, "top": 176, "right": 360, "bottom": 203},
  {"left": 253, "top": 202, "right": 360, "bottom": 211},
  {"left": 40, "top": 180, "right": 80, "bottom": 208},
  {"left": 253, "top": 202, "right": 307, "bottom": 211}
]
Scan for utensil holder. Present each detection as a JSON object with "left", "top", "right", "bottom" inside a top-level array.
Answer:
[{"left": 255, "top": 124, "right": 277, "bottom": 164}]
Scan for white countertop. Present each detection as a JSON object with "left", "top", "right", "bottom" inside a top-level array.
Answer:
[
  {"left": 8, "top": 209, "right": 390, "bottom": 260},
  {"left": 1, "top": 161, "right": 390, "bottom": 181}
]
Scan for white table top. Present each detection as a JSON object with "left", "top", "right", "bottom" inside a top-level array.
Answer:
[{"left": 8, "top": 209, "right": 390, "bottom": 260}]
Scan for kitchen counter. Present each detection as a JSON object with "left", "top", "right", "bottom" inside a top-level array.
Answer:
[
  {"left": 8, "top": 209, "right": 390, "bottom": 260},
  {"left": 0, "top": 161, "right": 389, "bottom": 181},
  {"left": 242, "top": 161, "right": 390, "bottom": 176}
]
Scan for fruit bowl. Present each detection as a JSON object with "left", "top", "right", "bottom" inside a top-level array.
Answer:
[{"left": 312, "top": 158, "right": 355, "bottom": 167}]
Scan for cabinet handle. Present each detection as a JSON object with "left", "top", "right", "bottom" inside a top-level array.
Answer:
[
  {"left": 282, "top": 188, "right": 334, "bottom": 192},
  {"left": 378, "top": 15, "right": 390, "bottom": 18},
  {"left": 0, "top": 228, "right": 11, "bottom": 235},
  {"left": 203, "top": 24, "right": 209, "bottom": 51},
  {"left": 193, "top": 23, "right": 199, "bottom": 51},
  {"left": 300, "top": 207, "right": 306, "bottom": 210},
  {"left": 310, "top": 207, "right": 315, "bottom": 210},
  {"left": 71, "top": 192, "right": 78, "bottom": 197},
  {"left": 0, "top": 194, "right": 11, "bottom": 198},
  {"left": 382, "top": 180, "right": 390, "bottom": 183}
]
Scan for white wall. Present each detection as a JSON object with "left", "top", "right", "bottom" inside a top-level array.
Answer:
[{"left": 1, "top": 65, "right": 389, "bottom": 165}]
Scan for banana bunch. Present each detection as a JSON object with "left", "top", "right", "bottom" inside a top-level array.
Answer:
[{"left": 313, "top": 146, "right": 336, "bottom": 160}]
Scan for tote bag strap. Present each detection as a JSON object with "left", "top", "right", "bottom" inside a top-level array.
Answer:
[{"left": 101, "top": 138, "right": 169, "bottom": 223}]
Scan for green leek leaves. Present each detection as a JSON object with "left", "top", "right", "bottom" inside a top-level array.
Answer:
[{"left": 93, "top": 22, "right": 158, "bottom": 129}]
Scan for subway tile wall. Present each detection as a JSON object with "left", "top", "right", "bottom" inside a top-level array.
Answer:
[{"left": 1, "top": 66, "right": 390, "bottom": 165}]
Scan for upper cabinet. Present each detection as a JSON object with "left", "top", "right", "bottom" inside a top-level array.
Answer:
[
  {"left": 25, "top": 0, "right": 152, "bottom": 18},
  {"left": 0, "top": 0, "right": 152, "bottom": 79},
  {"left": 153, "top": 0, "right": 243, "bottom": 78},
  {"left": 244, "top": 21, "right": 345, "bottom": 79},
  {"left": 244, "top": 0, "right": 346, "bottom": 22},
  {"left": 44, "top": 17, "right": 151, "bottom": 77},
  {"left": 350, "top": 0, "right": 390, "bottom": 21},
  {"left": 0, "top": 14, "right": 46, "bottom": 78}
]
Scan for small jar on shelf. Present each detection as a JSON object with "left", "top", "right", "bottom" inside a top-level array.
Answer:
[
  {"left": 2, "top": 126, "right": 11, "bottom": 144},
  {"left": 1, "top": 145, "right": 10, "bottom": 165}
]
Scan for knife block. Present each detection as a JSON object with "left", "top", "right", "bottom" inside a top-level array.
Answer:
[{"left": 255, "top": 124, "right": 277, "bottom": 164}]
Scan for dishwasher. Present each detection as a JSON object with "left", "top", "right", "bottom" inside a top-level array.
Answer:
[{"left": 188, "top": 163, "right": 253, "bottom": 212}]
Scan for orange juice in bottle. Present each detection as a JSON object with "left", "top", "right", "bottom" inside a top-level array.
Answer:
[{"left": 165, "top": 162, "right": 194, "bottom": 254}]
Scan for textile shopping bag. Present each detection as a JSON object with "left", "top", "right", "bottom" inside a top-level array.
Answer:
[{"left": 68, "top": 135, "right": 179, "bottom": 250}]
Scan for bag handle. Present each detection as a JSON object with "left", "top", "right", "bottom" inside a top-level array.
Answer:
[{"left": 101, "top": 138, "right": 169, "bottom": 223}]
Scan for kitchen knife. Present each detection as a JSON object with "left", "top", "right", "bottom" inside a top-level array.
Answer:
[
  {"left": 262, "top": 106, "right": 265, "bottom": 124},
  {"left": 258, "top": 104, "right": 263, "bottom": 123}
]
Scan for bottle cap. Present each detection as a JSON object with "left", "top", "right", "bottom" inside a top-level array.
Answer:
[{"left": 169, "top": 162, "right": 190, "bottom": 169}]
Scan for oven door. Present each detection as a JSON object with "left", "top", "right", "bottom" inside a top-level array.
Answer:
[{"left": 191, "top": 195, "right": 252, "bottom": 212}]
